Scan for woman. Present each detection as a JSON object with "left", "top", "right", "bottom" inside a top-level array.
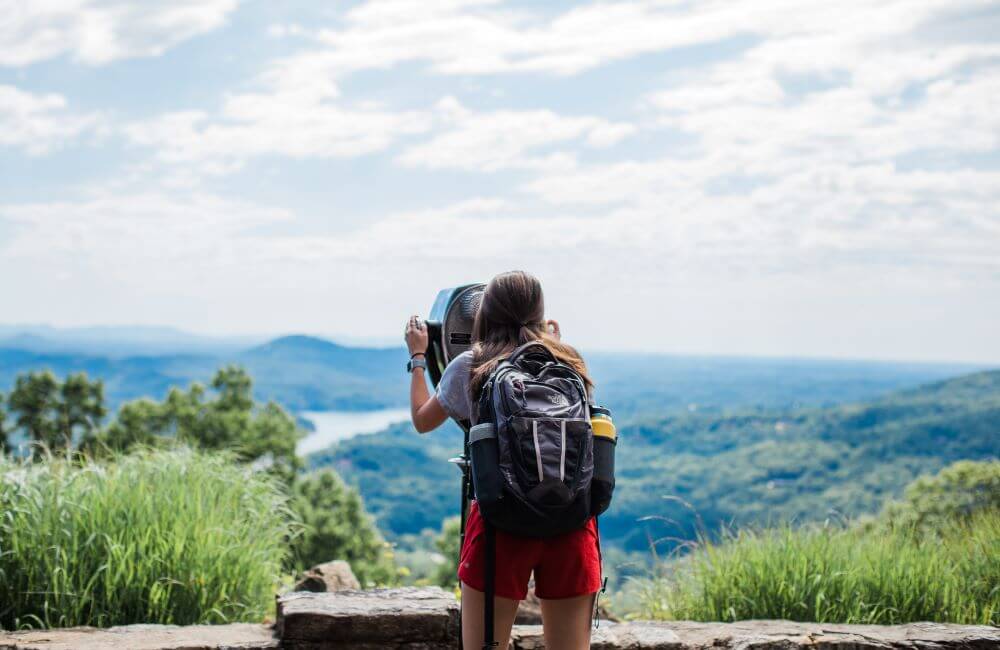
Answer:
[{"left": 405, "top": 270, "right": 601, "bottom": 650}]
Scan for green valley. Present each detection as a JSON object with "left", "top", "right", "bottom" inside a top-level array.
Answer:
[{"left": 312, "top": 370, "right": 1000, "bottom": 552}]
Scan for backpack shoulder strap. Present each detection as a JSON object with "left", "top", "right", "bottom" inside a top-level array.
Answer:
[
  {"left": 472, "top": 378, "right": 492, "bottom": 427},
  {"left": 482, "top": 520, "right": 497, "bottom": 648}
]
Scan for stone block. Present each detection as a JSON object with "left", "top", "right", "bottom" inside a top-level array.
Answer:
[
  {"left": 0, "top": 623, "right": 277, "bottom": 650},
  {"left": 276, "top": 587, "right": 460, "bottom": 649}
]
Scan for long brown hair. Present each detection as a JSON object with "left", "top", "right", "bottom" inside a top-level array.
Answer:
[{"left": 469, "top": 270, "right": 593, "bottom": 399}]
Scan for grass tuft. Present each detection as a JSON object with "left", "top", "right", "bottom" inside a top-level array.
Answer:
[
  {"left": 633, "top": 512, "right": 1000, "bottom": 625},
  {"left": 0, "top": 448, "right": 298, "bottom": 629}
]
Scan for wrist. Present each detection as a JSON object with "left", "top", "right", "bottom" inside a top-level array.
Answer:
[
  {"left": 407, "top": 355, "right": 428, "bottom": 374},
  {"left": 409, "top": 351, "right": 426, "bottom": 359}
]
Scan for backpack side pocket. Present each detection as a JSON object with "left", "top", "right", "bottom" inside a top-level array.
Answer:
[
  {"left": 470, "top": 423, "right": 503, "bottom": 508},
  {"left": 591, "top": 417, "right": 616, "bottom": 516}
]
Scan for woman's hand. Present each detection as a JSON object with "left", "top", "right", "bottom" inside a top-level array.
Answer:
[
  {"left": 546, "top": 319, "right": 561, "bottom": 340},
  {"left": 405, "top": 315, "right": 429, "bottom": 356}
]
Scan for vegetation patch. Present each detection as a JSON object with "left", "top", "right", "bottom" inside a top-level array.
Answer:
[
  {"left": 0, "top": 449, "right": 296, "bottom": 629},
  {"left": 632, "top": 461, "right": 1000, "bottom": 625}
]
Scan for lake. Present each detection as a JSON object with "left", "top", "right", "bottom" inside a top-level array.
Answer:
[{"left": 297, "top": 407, "right": 411, "bottom": 455}]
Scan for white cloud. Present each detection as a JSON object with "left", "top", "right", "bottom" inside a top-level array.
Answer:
[
  {"left": 151, "top": 0, "right": 987, "bottom": 180},
  {"left": 124, "top": 68, "right": 634, "bottom": 175},
  {"left": 0, "top": 0, "right": 240, "bottom": 66},
  {"left": 124, "top": 98, "right": 431, "bottom": 173},
  {"left": 2, "top": 184, "right": 998, "bottom": 360},
  {"left": 0, "top": 190, "right": 300, "bottom": 336},
  {"left": 0, "top": 192, "right": 291, "bottom": 265},
  {"left": 123, "top": 46, "right": 432, "bottom": 172},
  {"left": 509, "top": 0, "right": 1000, "bottom": 289},
  {"left": 0, "top": 84, "right": 103, "bottom": 154},
  {"left": 293, "top": 0, "right": 742, "bottom": 78},
  {"left": 271, "top": 0, "right": 993, "bottom": 79},
  {"left": 396, "top": 97, "right": 634, "bottom": 171}
]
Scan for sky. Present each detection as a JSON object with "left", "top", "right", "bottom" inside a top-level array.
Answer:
[{"left": 0, "top": 0, "right": 998, "bottom": 363}]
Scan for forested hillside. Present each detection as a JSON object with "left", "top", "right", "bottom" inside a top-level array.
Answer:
[
  {"left": 609, "top": 370, "right": 1000, "bottom": 549},
  {"left": 312, "top": 370, "right": 1000, "bottom": 551}
]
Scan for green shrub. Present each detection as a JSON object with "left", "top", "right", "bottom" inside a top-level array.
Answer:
[
  {"left": 0, "top": 449, "right": 297, "bottom": 629},
  {"left": 290, "top": 469, "right": 397, "bottom": 586},
  {"left": 432, "top": 516, "right": 461, "bottom": 589},
  {"left": 634, "top": 512, "right": 1000, "bottom": 625},
  {"left": 880, "top": 460, "right": 1000, "bottom": 533}
]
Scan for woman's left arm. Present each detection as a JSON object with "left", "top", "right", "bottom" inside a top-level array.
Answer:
[{"left": 406, "top": 315, "right": 448, "bottom": 433}]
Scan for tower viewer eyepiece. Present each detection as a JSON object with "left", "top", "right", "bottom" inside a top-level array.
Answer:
[{"left": 424, "top": 283, "right": 485, "bottom": 389}]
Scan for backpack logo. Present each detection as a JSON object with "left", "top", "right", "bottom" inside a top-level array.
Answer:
[{"left": 546, "top": 392, "right": 570, "bottom": 407}]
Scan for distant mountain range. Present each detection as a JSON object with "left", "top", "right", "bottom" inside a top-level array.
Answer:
[
  {"left": 0, "top": 324, "right": 259, "bottom": 357},
  {"left": 0, "top": 326, "right": 987, "bottom": 417},
  {"left": 0, "top": 333, "right": 408, "bottom": 412}
]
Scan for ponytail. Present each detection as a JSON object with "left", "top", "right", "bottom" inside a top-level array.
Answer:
[{"left": 467, "top": 270, "right": 593, "bottom": 400}]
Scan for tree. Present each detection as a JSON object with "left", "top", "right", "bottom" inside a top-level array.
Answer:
[
  {"left": 174, "top": 366, "right": 302, "bottom": 477},
  {"left": 242, "top": 401, "right": 302, "bottom": 478},
  {"left": 432, "top": 516, "right": 462, "bottom": 588},
  {"left": 81, "top": 398, "right": 170, "bottom": 455},
  {"left": 0, "top": 391, "right": 8, "bottom": 453},
  {"left": 8, "top": 371, "right": 59, "bottom": 449},
  {"left": 7, "top": 372, "right": 106, "bottom": 452},
  {"left": 212, "top": 365, "right": 253, "bottom": 412},
  {"left": 56, "top": 373, "right": 106, "bottom": 446},
  {"left": 881, "top": 459, "right": 1000, "bottom": 533},
  {"left": 290, "top": 469, "right": 398, "bottom": 586},
  {"left": 92, "top": 366, "right": 302, "bottom": 477}
]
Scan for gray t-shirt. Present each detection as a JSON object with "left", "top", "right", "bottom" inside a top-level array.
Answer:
[{"left": 436, "top": 351, "right": 475, "bottom": 422}]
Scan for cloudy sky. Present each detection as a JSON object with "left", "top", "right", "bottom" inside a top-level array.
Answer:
[{"left": 1, "top": 0, "right": 998, "bottom": 362}]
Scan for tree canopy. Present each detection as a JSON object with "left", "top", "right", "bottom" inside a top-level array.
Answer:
[
  {"left": 881, "top": 460, "right": 1000, "bottom": 533},
  {"left": 6, "top": 371, "right": 105, "bottom": 451},
  {"left": 83, "top": 365, "right": 302, "bottom": 478},
  {"left": 290, "top": 469, "right": 398, "bottom": 586}
]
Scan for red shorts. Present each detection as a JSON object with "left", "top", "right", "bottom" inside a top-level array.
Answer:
[{"left": 457, "top": 501, "right": 602, "bottom": 600}]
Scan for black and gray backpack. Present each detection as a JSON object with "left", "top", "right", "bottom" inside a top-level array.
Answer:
[
  {"left": 467, "top": 341, "right": 616, "bottom": 648},
  {"left": 469, "top": 341, "right": 615, "bottom": 535}
]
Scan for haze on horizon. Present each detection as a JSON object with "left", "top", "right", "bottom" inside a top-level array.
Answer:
[{"left": 1, "top": 1, "right": 998, "bottom": 364}]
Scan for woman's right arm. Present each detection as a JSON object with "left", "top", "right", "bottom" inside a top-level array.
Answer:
[{"left": 406, "top": 315, "right": 448, "bottom": 433}]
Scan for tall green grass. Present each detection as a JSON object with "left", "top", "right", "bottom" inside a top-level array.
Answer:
[
  {"left": 634, "top": 512, "right": 1000, "bottom": 625},
  {"left": 0, "top": 449, "right": 298, "bottom": 629}
]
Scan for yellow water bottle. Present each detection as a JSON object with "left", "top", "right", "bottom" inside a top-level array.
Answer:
[{"left": 590, "top": 405, "right": 616, "bottom": 515}]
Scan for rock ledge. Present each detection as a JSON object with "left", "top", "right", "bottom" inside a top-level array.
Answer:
[
  {"left": 511, "top": 620, "right": 1000, "bottom": 649},
  {"left": 2, "top": 589, "right": 998, "bottom": 649},
  {"left": 0, "top": 623, "right": 277, "bottom": 650}
]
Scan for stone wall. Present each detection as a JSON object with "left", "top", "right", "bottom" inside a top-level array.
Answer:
[{"left": 2, "top": 588, "right": 998, "bottom": 649}]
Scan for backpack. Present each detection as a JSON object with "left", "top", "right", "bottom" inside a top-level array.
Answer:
[
  {"left": 466, "top": 341, "right": 615, "bottom": 648},
  {"left": 468, "top": 341, "right": 604, "bottom": 537}
]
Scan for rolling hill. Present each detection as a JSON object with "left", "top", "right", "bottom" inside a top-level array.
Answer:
[
  {"left": 0, "top": 335, "right": 408, "bottom": 413},
  {"left": 309, "top": 369, "right": 1000, "bottom": 551}
]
